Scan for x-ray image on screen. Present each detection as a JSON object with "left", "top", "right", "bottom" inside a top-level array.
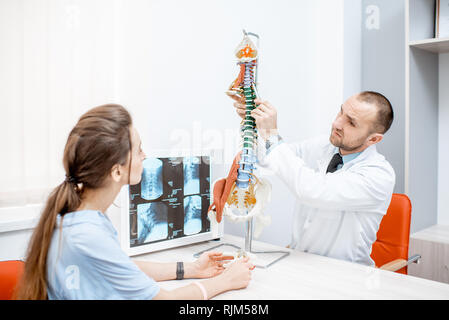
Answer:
[
  {"left": 184, "top": 195, "right": 202, "bottom": 235},
  {"left": 183, "top": 156, "right": 200, "bottom": 196},
  {"left": 137, "top": 202, "right": 168, "bottom": 243},
  {"left": 128, "top": 155, "right": 211, "bottom": 248},
  {"left": 141, "top": 158, "right": 163, "bottom": 200}
]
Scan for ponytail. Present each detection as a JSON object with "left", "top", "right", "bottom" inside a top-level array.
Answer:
[
  {"left": 14, "top": 104, "right": 132, "bottom": 300},
  {"left": 14, "top": 180, "right": 81, "bottom": 300}
]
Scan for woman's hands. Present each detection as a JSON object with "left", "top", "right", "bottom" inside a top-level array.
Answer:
[
  {"left": 220, "top": 257, "right": 254, "bottom": 290},
  {"left": 192, "top": 251, "right": 234, "bottom": 278},
  {"left": 154, "top": 255, "right": 254, "bottom": 300},
  {"left": 192, "top": 251, "right": 254, "bottom": 290}
]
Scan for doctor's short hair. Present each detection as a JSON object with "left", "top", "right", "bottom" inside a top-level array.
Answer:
[{"left": 358, "top": 91, "right": 394, "bottom": 134}]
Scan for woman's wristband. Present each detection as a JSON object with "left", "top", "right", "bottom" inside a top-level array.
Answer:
[
  {"left": 176, "top": 262, "right": 184, "bottom": 280},
  {"left": 193, "top": 281, "right": 208, "bottom": 300}
]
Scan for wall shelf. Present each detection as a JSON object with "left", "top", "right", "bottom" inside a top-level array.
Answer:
[{"left": 409, "top": 37, "right": 449, "bottom": 53}]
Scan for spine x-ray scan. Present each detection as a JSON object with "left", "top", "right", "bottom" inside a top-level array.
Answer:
[
  {"left": 137, "top": 202, "right": 168, "bottom": 243},
  {"left": 140, "top": 158, "right": 164, "bottom": 200},
  {"left": 128, "top": 156, "right": 211, "bottom": 247},
  {"left": 183, "top": 156, "right": 200, "bottom": 195},
  {"left": 184, "top": 195, "right": 202, "bottom": 235}
]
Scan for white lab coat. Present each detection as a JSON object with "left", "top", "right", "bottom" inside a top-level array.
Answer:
[{"left": 257, "top": 135, "right": 395, "bottom": 266}]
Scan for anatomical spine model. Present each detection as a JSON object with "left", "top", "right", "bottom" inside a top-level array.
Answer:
[{"left": 208, "top": 30, "right": 272, "bottom": 254}]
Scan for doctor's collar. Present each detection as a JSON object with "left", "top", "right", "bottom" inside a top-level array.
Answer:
[{"left": 339, "top": 151, "right": 362, "bottom": 165}]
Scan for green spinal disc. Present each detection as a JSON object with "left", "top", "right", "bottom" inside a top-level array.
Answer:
[
  {"left": 243, "top": 131, "right": 254, "bottom": 137},
  {"left": 244, "top": 85, "right": 256, "bottom": 127}
]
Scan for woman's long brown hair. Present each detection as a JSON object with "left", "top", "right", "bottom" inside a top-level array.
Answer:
[{"left": 15, "top": 104, "right": 132, "bottom": 300}]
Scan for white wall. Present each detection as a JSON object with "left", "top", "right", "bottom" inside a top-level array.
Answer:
[
  {"left": 343, "top": 0, "right": 362, "bottom": 100},
  {"left": 438, "top": 53, "right": 449, "bottom": 226}
]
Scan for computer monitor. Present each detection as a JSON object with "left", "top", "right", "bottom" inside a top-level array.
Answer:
[{"left": 120, "top": 150, "right": 223, "bottom": 256}]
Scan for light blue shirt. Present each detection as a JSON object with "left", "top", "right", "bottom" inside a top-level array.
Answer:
[
  {"left": 338, "top": 151, "right": 362, "bottom": 170},
  {"left": 46, "top": 210, "right": 160, "bottom": 300}
]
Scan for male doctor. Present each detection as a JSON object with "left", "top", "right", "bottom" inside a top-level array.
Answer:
[{"left": 232, "top": 91, "right": 395, "bottom": 266}]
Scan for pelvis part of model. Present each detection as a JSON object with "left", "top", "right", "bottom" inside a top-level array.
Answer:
[{"left": 208, "top": 30, "right": 272, "bottom": 238}]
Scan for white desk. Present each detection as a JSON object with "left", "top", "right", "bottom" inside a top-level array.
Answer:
[{"left": 132, "top": 234, "right": 449, "bottom": 300}]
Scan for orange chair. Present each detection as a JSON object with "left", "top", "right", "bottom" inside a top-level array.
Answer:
[
  {"left": 0, "top": 260, "right": 24, "bottom": 300},
  {"left": 370, "top": 193, "right": 421, "bottom": 274}
]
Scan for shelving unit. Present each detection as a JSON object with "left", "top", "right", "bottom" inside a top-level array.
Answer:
[
  {"left": 406, "top": 0, "right": 447, "bottom": 232},
  {"left": 409, "top": 37, "right": 449, "bottom": 53},
  {"left": 409, "top": 224, "right": 449, "bottom": 283}
]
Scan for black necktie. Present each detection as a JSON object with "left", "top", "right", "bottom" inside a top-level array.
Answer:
[{"left": 326, "top": 153, "right": 343, "bottom": 173}]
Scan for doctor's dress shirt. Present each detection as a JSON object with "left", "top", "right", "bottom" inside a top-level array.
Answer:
[{"left": 339, "top": 152, "right": 361, "bottom": 170}]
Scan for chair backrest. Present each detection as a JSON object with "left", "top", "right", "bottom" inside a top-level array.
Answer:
[
  {"left": 0, "top": 260, "right": 24, "bottom": 300},
  {"left": 370, "top": 193, "right": 412, "bottom": 274}
]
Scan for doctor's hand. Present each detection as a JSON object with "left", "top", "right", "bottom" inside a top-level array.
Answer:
[
  {"left": 228, "top": 93, "right": 246, "bottom": 120},
  {"left": 193, "top": 251, "right": 234, "bottom": 278},
  {"left": 251, "top": 99, "right": 279, "bottom": 140}
]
